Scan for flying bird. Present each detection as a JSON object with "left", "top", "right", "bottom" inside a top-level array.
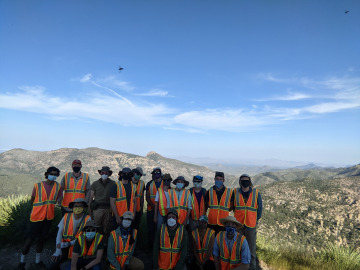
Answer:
[
  {"left": 118, "top": 66, "right": 124, "bottom": 71},
  {"left": 345, "top": 10, "right": 349, "bottom": 14}
]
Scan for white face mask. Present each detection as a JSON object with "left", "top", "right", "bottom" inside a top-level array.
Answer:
[
  {"left": 101, "top": 174, "right": 108, "bottom": 180},
  {"left": 167, "top": 218, "right": 177, "bottom": 227},
  {"left": 122, "top": 219, "right": 132, "bottom": 228},
  {"left": 194, "top": 182, "right": 202, "bottom": 188}
]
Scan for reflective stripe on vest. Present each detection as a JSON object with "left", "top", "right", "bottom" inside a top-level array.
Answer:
[
  {"left": 190, "top": 188, "right": 206, "bottom": 220},
  {"left": 192, "top": 228, "right": 215, "bottom": 263},
  {"left": 234, "top": 188, "right": 258, "bottom": 228},
  {"left": 159, "top": 224, "right": 184, "bottom": 270},
  {"left": 208, "top": 187, "right": 232, "bottom": 226},
  {"left": 77, "top": 233, "right": 103, "bottom": 257},
  {"left": 135, "top": 180, "right": 145, "bottom": 212},
  {"left": 61, "top": 172, "right": 88, "bottom": 207},
  {"left": 158, "top": 187, "right": 169, "bottom": 217},
  {"left": 30, "top": 182, "right": 60, "bottom": 222},
  {"left": 115, "top": 181, "right": 136, "bottom": 217},
  {"left": 147, "top": 180, "right": 164, "bottom": 211},
  {"left": 62, "top": 213, "right": 91, "bottom": 258},
  {"left": 109, "top": 229, "right": 138, "bottom": 269},
  {"left": 217, "top": 231, "right": 245, "bottom": 270},
  {"left": 168, "top": 189, "right": 190, "bottom": 225}
]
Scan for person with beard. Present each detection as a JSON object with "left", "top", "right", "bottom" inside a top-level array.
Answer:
[
  {"left": 153, "top": 208, "right": 188, "bottom": 270},
  {"left": 232, "top": 174, "right": 262, "bottom": 270},
  {"left": 61, "top": 160, "right": 91, "bottom": 215},
  {"left": 145, "top": 167, "right": 163, "bottom": 249},
  {"left": 131, "top": 167, "right": 146, "bottom": 230},
  {"left": 213, "top": 216, "right": 250, "bottom": 270},
  {"left": 110, "top": 168, "right": 137, "bottom": 230},
  {"left": 108, "top": 211, "right": 144, "bottom": 270},
  {"left": 190, "top": 215, "right": 215, "bottom": 270},
  {"left": 154, "top": 173, "right": 172, "bottom": 231}
]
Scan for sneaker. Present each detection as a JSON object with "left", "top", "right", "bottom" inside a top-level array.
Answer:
[{"left": 17, "top": 263, "right": 26, "bottom": 270}]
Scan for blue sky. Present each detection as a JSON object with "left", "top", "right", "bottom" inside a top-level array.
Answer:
[{"left": 0, "top": 0, "right": 359, "bottom": 166}]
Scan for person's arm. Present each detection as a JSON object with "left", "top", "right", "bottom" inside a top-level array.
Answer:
[
  {"left": 232, "top": 237, "right": 250, "bottom": 270},
  {"left": 185, "top": 209, "right": 191, "bottom": 225},
  {"left": 229, "top": 191, "right": 235, "bottom": 211},
  {"left": 84, "top": 248, "right": 103, "bottom": 269},
  {"left": 174, "top": 229, "right": 188, "bottom": 270},
  {"left": 204, "top": 190, "right": 209, "bottom": 212},
  {"left": 51, "top": 218, "right": 65, "bottom": 261},
  {"left": 152, "top": 227, "right": 161, "bottom": 270},
  {"left": 154, "top": 202, "right": 159, "bottom": 224},
  {"left": 88, "top": 190, "right": 95, "bottom": 219},
  {"left": 190, "top": 233, "right": 202, "bottom": 266},
  {"left": 110, "top": 185, "right": 121, "bottom": 225},
  {"left": 56, "top": 186, "right": 64, "bottom": 205},
  {"left": 213, "top": 236, "right": 221, "bottom": 270},
  {"left": 70, "top": 252, "right": 79, "bottom": 270},
  {"left": 108, "top": 233, "right": 121, "bottom": 270},
  {"left": 203, "top": 234, "right": 215, "bottom": 264},
  {"left": 257, "top": 192, "right": 263, "bottom": 221},
  {"left": 146, "top": 182, "right": 155, "bottom": 209},
  {"left": 85, "top": 176, "right": 91, "bottom": 204},
  {"left": 140, "top": 183, "right": 144, "bottom": 211}
]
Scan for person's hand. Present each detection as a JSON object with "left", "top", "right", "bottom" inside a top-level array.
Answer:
[
  {"left": 56, "top": 243, "right": 61, "bottom": 249},
  {"left": 50, "top": 255, "right": 60, "bottom": 262}
]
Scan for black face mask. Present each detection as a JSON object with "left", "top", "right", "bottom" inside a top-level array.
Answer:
[
  {"left": 241, "top": 180, "right": 250, "bottom": 188},
  {"left": 122, "top": 174, "right": 131, "bottom": 181},
  {"left": 73, "top": 167, "right": 81, "bottom": 173}
]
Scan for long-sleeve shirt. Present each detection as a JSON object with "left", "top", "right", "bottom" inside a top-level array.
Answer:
[{"left": 153, "top": 225, "right": 189, "bottom": 270}]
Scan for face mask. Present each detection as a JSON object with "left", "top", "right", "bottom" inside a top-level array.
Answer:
[
  {"left": 215, "top": 180, "right": 223, "bottom": 189},
  {"left": 193, "top": 182, "right": 202, "bottom": 188},
  {"left": 73, "top": 167, "right": 81, "bottom": 173},
  {"left": 85, "top": 231, "right": 96, "bottom": 240},
  {"left": 241, "top": 180, "right": 250, "bottom": 188},
  {"left": 154, "top": 172, "right": 161, "bottom": 179},
  {"left": 163, "top": 180, "right": 171, "bottom": 186},
  {"left": 176, "top": 183, "right": 184, "bottom": 189},
  {"left": 48, "top": 175, "right": 57, "bottom": 181},
  {"left": 123, "top": 174, "right": 131, "bottom": 181},
  {"left": 101, "top": 174, "right": 108, "bottom": 180},
  {"left": 122, "top": 219, "right": 132, "bottom": 228},
  {"left": 167, "top": 218, "right": 177, "bottom": 227},
  {"left": 226, "top": 226, "right": 236, "bottom": 235},
  {"left": 134, "top": 175, "right": 141, "bottom": 181},
  {"left": 73, "top": 207, "right": 84, "bottom": 214}
]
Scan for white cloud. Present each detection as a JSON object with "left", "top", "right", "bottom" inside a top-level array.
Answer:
[
  {"left": 137, "top": 89, "right": 170, "bottom": 97},
  {"left": 80, "top": 73, "right": 92, "bottom": 82}
]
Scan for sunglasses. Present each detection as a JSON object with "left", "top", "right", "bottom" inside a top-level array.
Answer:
[
  {"left": 85, "top": 228, "right": 96, "bottom": 232},
  {"left": 48, "top": 173, "right": 57, "bottom": 176},
  {"left": 100, "top": 172, "right": 108, "bottom": 175}
]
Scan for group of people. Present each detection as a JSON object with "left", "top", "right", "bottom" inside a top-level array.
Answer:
[{"left": 19, "top": 159, "right": 262, "bottom": 270}]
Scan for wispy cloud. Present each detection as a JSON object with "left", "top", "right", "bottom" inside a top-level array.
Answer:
[
  {"left": 257, "top": 91, "right": 312, "bottom": 101},
  {"left": 137, "top": 89, "right": 171, "bottom": 97}
]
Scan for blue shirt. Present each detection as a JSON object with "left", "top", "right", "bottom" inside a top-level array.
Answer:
[{"left": 213, "top": 232, "right": 251, "bottom": 264}]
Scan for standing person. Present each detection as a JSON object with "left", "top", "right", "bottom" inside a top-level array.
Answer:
[
  {"left": 110, "top": 168, "right": 137, "bottom": 230},
  {"left": 49, "top": 199, "right": 91, "bottom": 270},
  {"left": 61, "top": 159, "right": 91, "bottom": 215},
  {"left": 108, "top": 211, "right": 144, "bottom": 270},
  {"left": 18, "top": 166, "right": 62, "bottom": 270},
  {"left": 88, "top": 166, "right": 115, "bottom": 242},
  {"left": 190, "top": 215, "right": 216, "bottom": 270},
  {"left": 233, "top": 174, "right": 262, "bottom": 270},
  {"left": 132, "top": 167, "right": 146, "bottom": 230},
  {"left": 154, "top": 173, "right": 172, "bottom": 231},
  {"left": 189, "top": 175, "right": 206, "bottom": 232},
  {"left": 145, "top": 167, "right": 163, "bottom": 249},
  {"left": 168, "top": 176, "right": 192, "bottom": 226},
  {"left": 213, "top": 216, "right": 251, "bottom": 270},
  {"left": 205, "top": 171, "right": 233, "bottom": 235},
  {"left": 70, "top": 220, "right": 104, "bottom": 270},
  {"left": 153, "top": 208, "right": 188, "bottom": 270}
]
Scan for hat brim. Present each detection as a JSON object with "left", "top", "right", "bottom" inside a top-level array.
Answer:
[
  {"left": 82, "top": 224, "right": 101, "bottom": 231},
  {"left": 69, "top": 201, "right": 88, "bottom": 209},
  {"left": 219, "top": 217, "right": 243, "bottom": 229}
]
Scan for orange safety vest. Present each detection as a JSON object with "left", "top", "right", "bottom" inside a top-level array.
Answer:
[
  {"left": 61, "top": 172, "right": 89, "bottom": 208},
  {"left": 168, "top": 189, "right": 191, "bottom": 225},
  {"left": 192, "top": 227, "right": 215, "bottom": 263},
  {"left": 115, "top": 181, "right": 136, "bottom": 217},
  {"left": 76, "top": 233, "right": 103, "bottom": 258},
  {"left": 158, "top": 224, "right": 185, "bottom": 270},
  {"left": 135, "top": 180, "right": 145, "bottom": 212},
  {"left": 30, "top": 182, "right": 60, "bottom": 222},
  {"left": 158, "top": 187, "right": 170, "bottom": 216},
  {"left": 109, "top": 229, "right": 138, "bottom": 269},
  {"left": 190, "top": 188, "right": 206, "bottom": 220},
  {"left": 147, "top": 180, "right": 164, "bottom": 211},
  {"left": 216, "top": 231, "right": 245, "bottom": 270},
  {"left": 234, "top": 188, "right": 259, "bottom": 228},
  {"left": 208, "top": 187, "right": 232, "bottom": 226},
  {"left": 62, "top": 213, "right": 91, "bottom": 258}
]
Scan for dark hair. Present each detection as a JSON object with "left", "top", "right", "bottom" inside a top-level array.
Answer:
[{"left": 45, "top": 166, "right": 60, "bottom": 178}]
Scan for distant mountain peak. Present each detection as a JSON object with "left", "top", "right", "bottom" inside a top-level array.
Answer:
[{"left": 146, "top": 151, "right": 165, "bottom": 161}]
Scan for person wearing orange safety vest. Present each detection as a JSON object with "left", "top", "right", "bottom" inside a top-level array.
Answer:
[
  {"left": 154, "top": 173, "right": 172, "bottom": 231},
  {"left": 231, "top": 174, "right": 262, "bottom": 270},
  {"left": 213, "top": 216, "right": 251, "bottom": 270},
  {"left": 205, "top": 171, "right": 234, "bottom": 235},
  {"left": 168, "top": 176, "right": 192, "bottom": 226},
  {"left": 110, "top": 168, "right": 137, "bottom": 230},
  {"left": 19, "top": 166, "right": 63, "bottom": 270},
  {"left": 131, "top": 167, "right": 146, "bottom": 230},
  {"left": 153, "top": 208, "right": 188, "bottom": 270},
  {"left": 145, "top": 167, "right": 163, "bottom": 250},
  {"left": 49, "top": 198, "right": 91, "bottom": 270},
  {"left": 189, "top": 175, "right": 207, "bottom": 231},
  {"left": 70, "top": 220, "right": 104, "bottom": 270},
  {"left": 108, "top": 211, "right": 144, "bottom": 270},
  {"left": 190, "top": 215, "right": 216, "bottom": 270},
  {"left": 61, "top": 159, "right": 91, "bottom": 215}
]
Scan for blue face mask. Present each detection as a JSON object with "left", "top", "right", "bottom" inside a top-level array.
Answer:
[
  {"left": 226, "top": 226, "right": 236, "bottom": 235},
  {"left": 176, "top": 183, "right": 185, "bottom": 189},
  {"left": 85, "top": 232, "right": 96, "bottom": 239},
  {"left": 48, "top": 175, "right": 57, "bottom": 181},
  {"left": 215, "top": 180, "right": 223, "bottom": 188}
]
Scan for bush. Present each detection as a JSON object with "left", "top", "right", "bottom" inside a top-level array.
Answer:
[{"left": 320, "top": 244, "right": 360, "bottom": 270}]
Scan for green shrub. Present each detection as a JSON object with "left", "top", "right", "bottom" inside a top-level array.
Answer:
[{"left": 320, "top": 244, "right": 360, "bottom": 270}]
